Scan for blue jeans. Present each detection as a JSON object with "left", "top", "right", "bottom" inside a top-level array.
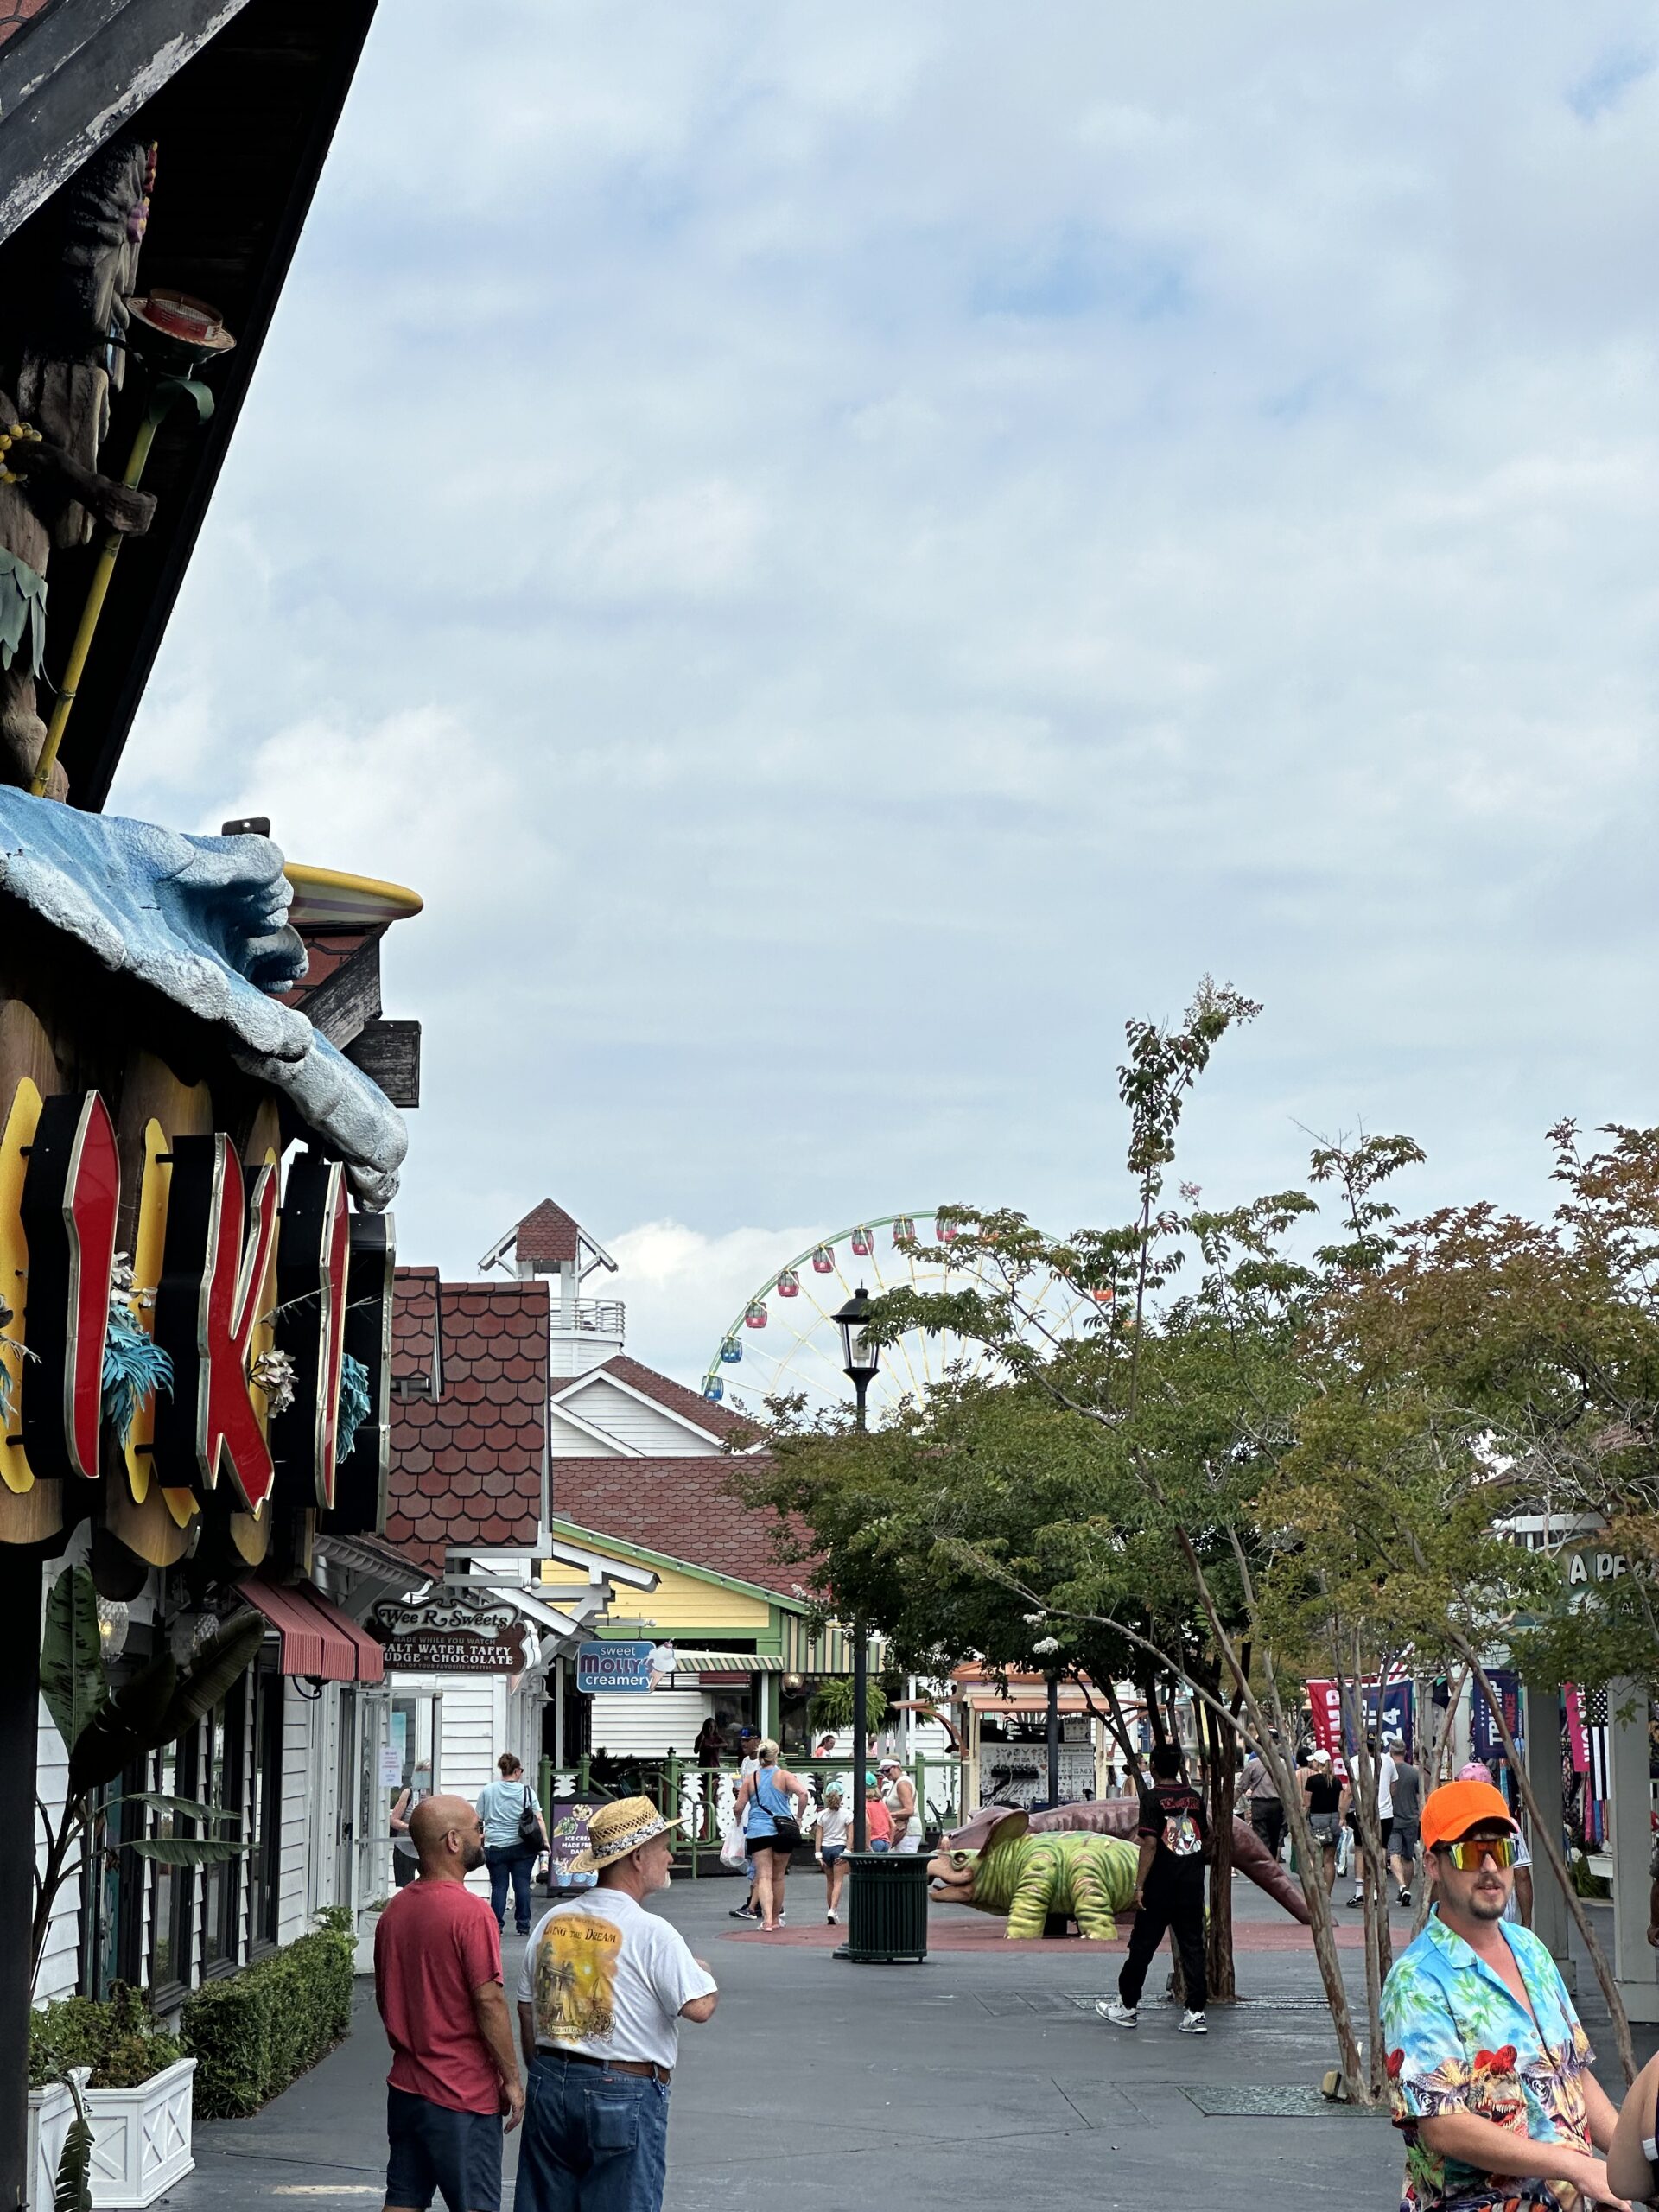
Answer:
[
  {"left": 516, "top": 2054, "right": 669, "bottom": 2212},
  {"left": 485, "top": 1841, "right": 537, "bottom": 1932}
]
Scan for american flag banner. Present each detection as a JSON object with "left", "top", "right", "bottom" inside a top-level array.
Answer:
[{"left": 1585, "top": 1684, "right": 1611, "bottom": 1814}]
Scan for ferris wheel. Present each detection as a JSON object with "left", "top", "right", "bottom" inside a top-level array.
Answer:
[{"left": 701, "top": 1210, "right": 1096, "bottom": 1424}]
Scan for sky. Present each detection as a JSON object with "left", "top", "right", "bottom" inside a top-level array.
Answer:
[{"left": 111, "top": 3, "right": 1659, "bottom": 1390}]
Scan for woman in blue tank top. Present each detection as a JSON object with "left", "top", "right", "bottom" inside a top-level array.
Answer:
[{"left": 733, "top": 1739, "right": 810, "bottom": 1931}]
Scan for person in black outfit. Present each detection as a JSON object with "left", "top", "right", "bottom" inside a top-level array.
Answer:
[{"left": 1096, "top": 1744, "right": 1209, "bottom": 2035}]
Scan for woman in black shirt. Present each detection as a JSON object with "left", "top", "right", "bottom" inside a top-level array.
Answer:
[{"left": 1301, "top": 1748, "right": 1347, "bottom": 1895}]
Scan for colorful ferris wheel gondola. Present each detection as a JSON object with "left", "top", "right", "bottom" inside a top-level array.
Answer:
[
  {"left": 703, "top": 1377, "right": 724, "bottom": 1402},
  {"left": 702, "top": 1210, "right": 1095, "bottom": 1426}
]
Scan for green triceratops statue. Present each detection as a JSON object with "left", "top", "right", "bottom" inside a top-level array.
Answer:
[{"left": 926, "top": 1808, "right": 1139, "bottom": 1938}]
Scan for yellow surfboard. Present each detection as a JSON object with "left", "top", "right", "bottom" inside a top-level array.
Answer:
[{"left": 283, "top": 862, "right": 423, "bottom": 931}]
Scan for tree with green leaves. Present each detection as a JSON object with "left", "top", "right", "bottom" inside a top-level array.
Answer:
[
  {"left": 34, "top": 1568, "right": 262, "bottom": 1993},
  {"left": 742, "top": 983, "right": 1624, "bottom": 2101}
]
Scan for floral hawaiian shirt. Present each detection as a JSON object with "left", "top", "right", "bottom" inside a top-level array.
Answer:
[{"left": 1382, "top": 1910, "right": 1595, "bottom": 2212}]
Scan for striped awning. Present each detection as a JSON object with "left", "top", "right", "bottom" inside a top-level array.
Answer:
[
  {"left": 779, "top": 1616, "right": 891, "bottom": 1675},
  {"left": 671, "top": 1650, "right": 785, "bottom": 1675},
  {"left": 238, "top": 1578, "right": 384, "bottom": 1683}
]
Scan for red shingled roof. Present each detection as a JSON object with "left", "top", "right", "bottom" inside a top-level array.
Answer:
[
  {"left": 559, "top": 1354, "right": 751, "bottom": 1442},
  {"left": 393, "top": 1267, "right": 441, "bottom": 1399},
  {"left": 0, "top": 0, "right": 54, "bottom": 50},
  {"left": 550, "top": 1455, "right": 811, "bottom": 1595},
  {"left": 385, "top": 1278, "right": 549, "bottom": 1573},
  {"left": 513, "top": 1200, "right": 584, "bottom": 1267}
]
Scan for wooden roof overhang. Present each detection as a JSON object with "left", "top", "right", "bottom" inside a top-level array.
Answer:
[{"left": 0, "top": 0, "right": 378, "bottom": 807}]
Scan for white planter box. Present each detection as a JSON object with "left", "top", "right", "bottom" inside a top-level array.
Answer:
[
  {"left": 27, "top": 2078, "right": 73, "bottom": 2212},
  {"left": 29, "top": 2058, "right": 196, "bottom": 2209}
]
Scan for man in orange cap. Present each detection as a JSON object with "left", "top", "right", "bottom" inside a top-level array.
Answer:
[{"left": 1380, "top": 1777, "right": 1629, "bottom": 2212}]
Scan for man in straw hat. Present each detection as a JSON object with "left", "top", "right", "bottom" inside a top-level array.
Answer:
[
  {"left": 1381, "top": 1775, "right": 1628, "bottom": 2212},
  {"left": 374, "top": 1795, "right": 524, "bottom": 2212},
  {"left": 514, "top": 1796, "right": 718, "bottom": 2212}
]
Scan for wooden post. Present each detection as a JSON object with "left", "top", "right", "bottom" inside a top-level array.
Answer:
[{"left": 0, "top": 1551, "right": 41, "bottom": 2211}]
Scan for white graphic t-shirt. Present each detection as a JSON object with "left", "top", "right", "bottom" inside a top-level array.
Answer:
[{"left": 518, "top": 1890, "right": 716, "bottom": 2071}]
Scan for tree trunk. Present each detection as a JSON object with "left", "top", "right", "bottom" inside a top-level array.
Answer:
[
  {"left": 1278, "top": 1762, "right": 1375, "bottom": 2101},
  {"left": 1204, "top": 1691, "right": 1238, "bottom": 2004}
]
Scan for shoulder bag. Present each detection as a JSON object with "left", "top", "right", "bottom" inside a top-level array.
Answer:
[{"left": 518, "top": 1784, "right": 543, "bottom": 1847}]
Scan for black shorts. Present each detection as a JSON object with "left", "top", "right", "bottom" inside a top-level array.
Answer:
[
  {"left": 386, "top": 2086, "right": 502, "bottom": 2212},
  {"left": 747, "top": 1834, "right": 793, "bottom": 1856}
]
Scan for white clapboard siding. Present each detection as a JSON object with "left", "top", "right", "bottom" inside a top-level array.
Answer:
[
  {"left": 547, "top": 1408, "right": 627, "bottom": 1459},
  {"left": 588, "top": 1689, "right": 705, "bottom": 1758},
  {"left": 551, "top": 1379, "right": 721, "bottom": 1456},
  {"left": 35, "top": 1693, "right": 79, "bottom": 2004},
  {"left": 438, "top": 1675, "right": 506, "bottom": 1900},
  {"left": 438, "top": 1676, "right": 505, "bottom": 1802},
  {"left": 276, "top": 1679, "right": 315, "bottom": 1944}
]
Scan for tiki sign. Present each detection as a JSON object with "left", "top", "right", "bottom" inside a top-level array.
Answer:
[{"left": 372, "top": 1594, "right": 537, "bottom": 1674}]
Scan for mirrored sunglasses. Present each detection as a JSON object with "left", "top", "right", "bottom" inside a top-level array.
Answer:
[{"left": 1439, "top": 1834, "right": 1516, "bottom": 1872}]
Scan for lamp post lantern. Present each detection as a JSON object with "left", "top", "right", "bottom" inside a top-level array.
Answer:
[{"left": 833, "top": 1285, "right": 880, "bottom": 1847}]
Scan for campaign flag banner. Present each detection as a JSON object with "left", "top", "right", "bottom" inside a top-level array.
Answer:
[
  {"left": 1306, "top": 1679, "right": 1344, "bottom": 1756},
  {"left": 575, "top": 1641, "right": 656, "bottom": 1694},
  {"left": 1363, "top": 1678, "right": 1414, "bottom": 1751},
  {"left": 1471, "top": 1667, "right": 1520, "bottom": 1761}
]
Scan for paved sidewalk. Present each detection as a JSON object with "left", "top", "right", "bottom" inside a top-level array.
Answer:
[{"left": 163, "top": 1875, "right": 1645, "bottom": 2212}]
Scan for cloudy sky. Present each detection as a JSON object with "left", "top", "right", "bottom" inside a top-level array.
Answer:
[{"left": 114, "top": 3, "right": 1659, "bottom": 1389}]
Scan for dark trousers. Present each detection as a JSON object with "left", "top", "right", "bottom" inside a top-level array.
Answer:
[
  {"left": 1249, "top": 1798, "right": 1285, "bottom": 1861},
  {"left": 486, "top": 1841, "right": 537, "bottom": 1932},
  {"left": 1119, "top": 1874, "right": 1206, "bottom": 2012}
]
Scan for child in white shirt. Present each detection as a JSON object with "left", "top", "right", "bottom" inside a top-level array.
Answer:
[{"left": 815, "top": 1782, "right": 852, "bottom": 1924}]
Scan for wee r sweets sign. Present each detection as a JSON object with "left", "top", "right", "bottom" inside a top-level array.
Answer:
[{"left": 373, "top": 1594, "right": 537, "bottom": 1674}]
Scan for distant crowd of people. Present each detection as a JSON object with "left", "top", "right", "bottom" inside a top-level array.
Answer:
[{"left": 725, "top": 1729, "right": 921, "bottom": 1929}]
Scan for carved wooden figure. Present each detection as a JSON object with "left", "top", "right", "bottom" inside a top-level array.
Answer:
[{"left": 0, "top": 134, "right": 158, "bottom": 796}]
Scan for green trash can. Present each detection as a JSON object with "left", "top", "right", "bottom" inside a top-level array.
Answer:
[{"left": 835, "top": 1851, "right": 930, "bottom": 1964}]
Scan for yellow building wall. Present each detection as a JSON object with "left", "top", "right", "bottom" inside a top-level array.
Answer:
[{"left": 543, "top": 1556, "right": 771, "bottom": 1634}]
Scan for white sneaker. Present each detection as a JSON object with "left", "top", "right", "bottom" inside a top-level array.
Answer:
[
  {"left": 1096, "top": 1999, "right": 1138, "bottom": 2028},
  {"left": 1178, "top": 2010, "right": 1207, "bottom": 2035},
  {"left": 826, "top": 1910, "right": 837, "bottom": 1924}
]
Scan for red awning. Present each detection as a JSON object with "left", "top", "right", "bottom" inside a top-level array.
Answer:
[{"left": 238, "top": 1580, "right": 384, "bottom": 1684}]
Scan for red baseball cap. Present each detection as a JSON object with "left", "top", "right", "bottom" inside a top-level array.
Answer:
[{"left": 1421, "top": 1779, "right": 1516, "bottom": 1853}]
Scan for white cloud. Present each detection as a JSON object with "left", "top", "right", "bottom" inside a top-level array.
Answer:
[
  {"left": 604, "top": 1217, "right": 828, "bottom": 1388},
  {"left": 107, "top": 0, "right": 1659, "bottom": 1307}
]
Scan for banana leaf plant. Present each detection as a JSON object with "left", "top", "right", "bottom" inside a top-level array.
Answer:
[
  {"left": 33, "top": 1567, "right": 264, "bottom": 1993},
  {"left": 52, "top": 2069, "right": 92, "bottom": 2212}
]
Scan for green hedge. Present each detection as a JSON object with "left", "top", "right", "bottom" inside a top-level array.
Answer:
[
  {"left": 181, "top": 1913, "right": 355, "bottom": 2119},
  {"left": 30, "top": 1985, "right": 183, "bottom": 2090}
]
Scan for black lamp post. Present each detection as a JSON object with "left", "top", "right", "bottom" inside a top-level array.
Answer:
[{"left": 833, "top": 1286, "right": 880, "bottom": 1847}]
